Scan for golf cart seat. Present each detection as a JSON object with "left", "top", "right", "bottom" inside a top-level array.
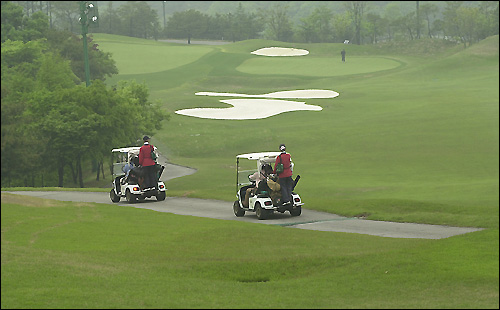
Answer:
[{"left": 256, "top": 191, "right": 270, "bottom": 198}]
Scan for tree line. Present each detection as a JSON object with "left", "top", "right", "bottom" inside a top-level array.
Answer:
[
  {"left": 1, "top": 1, "right": 169, "bottom": 188},
  {"left": 11, "top": 1, "right": 499, "bottom": 47}
]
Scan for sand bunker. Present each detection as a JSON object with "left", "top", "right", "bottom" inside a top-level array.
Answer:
[
  {"left": 196, "top": 89, "right": 339, "bottom": 99},
  {"left": 175, "top": 89, "right": 338, "bottom": 120},
  {"left": 175, "top": 99, "right": 322, "bottom": 120},
  {"left": 251, "top": 47, "right": 309, "bottom": 56}
]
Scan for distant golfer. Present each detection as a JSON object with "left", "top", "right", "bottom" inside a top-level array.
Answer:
[{"left": 341, "top": 49, "right": 346, "bottom": 62}]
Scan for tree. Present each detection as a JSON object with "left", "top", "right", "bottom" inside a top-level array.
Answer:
[
  {"left": 420, "top": 2, "right": 440, "bottom": 38},
  {"left": 166, "top": 9, "right": 208, "bottom": 43},
  {"left": 365, "top": 12, "right": 386, "bottom": 44},
  {"left": 44, "top": 28, "right": 118, "bottom": 82},
  {"left": 21, "top": 79, "right": 169, "bottom": 187},
  {"left": 1, "top": 2, "right": 165, "bottom": 187},
  {"left": 1, "top": 1, "right": 24, "bottom": 42},
  {"left": 442, "top": 1, "right": 495, "bottom": 47},
  {"left": 297, "top": 5, "right": 334, "bottom": 43},
  {"left": 331, "top": 12, "right": 355, "bottom": 43},
  {"left": 344, "top": 1, "right": 367, "bottom": 45},
  {"left": 113, "top": 1, "right": 160, "bottom": 39},
  {"left": 96, "top": 1, "right": 123, "bottom": 35},
  {"left": 261, "top": 3, "right": 294, "bottom": 42},
  {"left": 383, "top": 2, "right": 403, "bottom": 41},
  {"left": 455, "top": 6, "right": 482, "bottom": 47},
  {"left": 1, "top": 2, "right": 48, "bottom": 43},
  {"left": 442, "top": 1, "right": 462, "bottom": 41},
  {"left": 297, "top": 14, "right": 318, "bottom": 43},
  {"left": 477, "top": 1, "right": 499, "bottom": 40},
  {"left": 397, "top": 11, "right": 418, "bottom": 40},
  {"left": 50, "top": 1, "right": 79, "bottom": 33},
  {"left": 232, "top": 2, "right": 263, "bottom": 41}
]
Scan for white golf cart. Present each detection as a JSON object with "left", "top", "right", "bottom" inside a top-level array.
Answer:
[
  {"left": 233, "top": 152, "right": 303, "bottom": 220},
  {"left": 109, "top": 146, "right": 167, "bottom": 203}
]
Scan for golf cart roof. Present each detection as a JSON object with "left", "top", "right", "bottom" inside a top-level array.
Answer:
[
  {"left": 236, "top": 152, "right": 282, "bottom": 160},
  {"left": 111, "top": 146, "right": 141, "bottom": 153}
]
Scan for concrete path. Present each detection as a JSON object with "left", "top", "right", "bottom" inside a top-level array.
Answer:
[
  {"left": 3, "top": 158, "right": 483, "bottom": 239},
  {"left": 4, "top": 189, "right": 482, "bottom": 239}
]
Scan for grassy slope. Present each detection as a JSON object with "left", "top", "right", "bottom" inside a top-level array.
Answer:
[{"left": 93, "top": 34, "right": 498, "bottom": 229}]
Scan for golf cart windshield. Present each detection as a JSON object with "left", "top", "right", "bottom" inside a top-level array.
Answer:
[
  {"left": 236, "top": 152, "right": 281, "bottom": 188},
  {"left": 111, "top": 146, "right": 141, "bottom": 177}
]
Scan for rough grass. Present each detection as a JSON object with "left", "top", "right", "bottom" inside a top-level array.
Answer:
[{"left": 1, "top": 193, "right": 498, "bottom": 308}]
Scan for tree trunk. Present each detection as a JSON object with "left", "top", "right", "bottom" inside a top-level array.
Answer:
[
  {"left": 58, "top": 161, "right": 64, "bottom": 187},
  {"left": 78, "top": 155, "right": 84, "bottom": 188},
  {"left": 70, "top": 161, "right": 77, "bottom": 184},
  {"left": 100, "top": 161, "right": 105, "bottom": 179}
]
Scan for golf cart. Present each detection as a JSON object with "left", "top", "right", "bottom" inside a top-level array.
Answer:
[
  {"left": 109, "top": 146, "right": 167, "bottom": 203},
  {"left": 233, "top": 152, "right": 303, "bottom": 220}
]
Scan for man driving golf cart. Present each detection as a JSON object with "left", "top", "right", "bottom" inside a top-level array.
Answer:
[
  {"left": 109, "top": 146, "right": 166, "bottom": 203},
  {"left": 233, "top": 152, "right": 303, "bottom": 220}
]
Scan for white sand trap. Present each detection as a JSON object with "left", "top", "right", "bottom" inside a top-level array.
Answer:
[
  {"left": 251, "top": 47, "right": 309, "bottom": 56},
  {"left": 195, "top": 89, "right": 339, "bottom": 99},
  {"left": 175, "top": 98, "right": 322, "bottom": 120}
]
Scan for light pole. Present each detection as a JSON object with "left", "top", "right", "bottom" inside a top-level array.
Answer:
[
  {"left": 79, "top": 1, "right": 99, "bottom": 87},
  {"left": 163, "top": 1, "right": 166, "bottom": 29}
]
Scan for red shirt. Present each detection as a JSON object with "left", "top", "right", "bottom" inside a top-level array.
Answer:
[
  {"left": 273, "top": 152, "right": 292, "bottom": 178},
  {"left": 139, "top": 143, "right": 156, "bottom": 167}
]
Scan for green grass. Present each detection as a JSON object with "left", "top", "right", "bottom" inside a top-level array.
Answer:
[
  {"left": 2, "top": 34, "right": 498, "bottom": 308},
  {"left": 237, "top": 55, "right": 402, "bottom": 76},
  {"left": 1, "top": 193, "right": 498, "bottom": 308},
  {"left": 1, "top": 187, "right": 109, "bottom": 192},
  {"left": 94, "top": 34, "right": 214, "bottom": 75}
]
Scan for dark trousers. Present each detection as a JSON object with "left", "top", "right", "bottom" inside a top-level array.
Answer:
[
  {"left": 143, "top": 165, "right": 157, "bottom": 190},
  {"left": 279, "top": 176, "right": 293, "bottom": 203}
]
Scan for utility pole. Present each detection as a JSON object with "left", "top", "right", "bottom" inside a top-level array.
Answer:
[{"left": 79, "top": 1, "right": 99, "bottom": 87}]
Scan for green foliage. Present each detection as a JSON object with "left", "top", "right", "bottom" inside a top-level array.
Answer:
[
  {"left": 166, "top": 9, "right": 208, "bottom": 42},
  {"left": 44, "top": 29, "right": 118, "bottom": 82},
  {"left": 1, "top": 1, "right": 25, "bottom": 42},
  {"left": 1, "top": 3, "right": 165, "bottom": 188},
  {"left": 35, "top": 51, "right": 80, "bottom": 90},
  {"left": 115, "top": 1, "right": 160, "bottom": 39}
]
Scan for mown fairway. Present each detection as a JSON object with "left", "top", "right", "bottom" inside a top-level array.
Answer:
[{"left": 1, "top": 34, "right": 498, "bottom": 308}]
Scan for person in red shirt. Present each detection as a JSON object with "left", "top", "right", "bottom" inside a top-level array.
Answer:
[
  {"left": 139, "top": 135, "right": 157, "bottom": 191},
  {"left": 273, "top": 143, "right": 294, "bottom": 205}
]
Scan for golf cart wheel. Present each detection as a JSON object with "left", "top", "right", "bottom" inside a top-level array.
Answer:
[
  {"left": 110, "top": 189, "right": 120, "bottom": 203},
  {"left": 233, "top": 200, "right": 245, "bottom": 217},
  {"left": 290, "top": 206, "right": 302, "bottom": 217},
  {"left": 255, "top": 202, "right": 269, "bottom": 220},
  {"left": 125, "top": 189, "right": 136, "bottom": 203},
  {"left": 156, "top": 191, "right": 166, "bottom": 201}
]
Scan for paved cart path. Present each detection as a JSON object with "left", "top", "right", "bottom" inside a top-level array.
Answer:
[
  {"left": 4, "top": 190, "right": 482, "bottom": 240},
  {"left": 3, "top": 162, "right": 483, "bottom": 239}
]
